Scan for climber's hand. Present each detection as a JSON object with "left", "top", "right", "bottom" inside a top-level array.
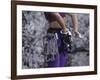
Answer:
[{"left": 74, "top": 31, "right": 82, "bottom": 38}]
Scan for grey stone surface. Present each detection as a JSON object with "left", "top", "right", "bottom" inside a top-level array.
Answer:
[
  {"left": 67, "top": 14, "right": 89, "bottom": 52},
  {"left": 22, "top": 11, "right": 49, "bottom": 68},
  {"left": 66, "top": 51, "right": 89, "bottom": 66}
]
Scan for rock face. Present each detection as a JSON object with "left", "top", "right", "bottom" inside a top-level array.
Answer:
[
  {"left": 22, "top": 11, "right": 89, "bottom": 68},
  {"left": 66, "top": 51, "right": 89, "bottom": 66},
  {"left": 66, "top": 14, "right": 89, "bottom": 66},
  {"left": 67, "top": 14, "right": 89, "bottom": 52},
  {"left": 22, "top": 11, "right": 49, "bottom": 68}
]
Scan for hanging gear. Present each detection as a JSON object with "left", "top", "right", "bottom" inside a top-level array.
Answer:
[{"left": 60, "top": 30, "right": 72, "bottom": 52}]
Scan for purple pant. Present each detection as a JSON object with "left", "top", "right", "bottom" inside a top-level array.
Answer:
[{"left": 47, "top": 32, "right": 67, "bottom": 67}]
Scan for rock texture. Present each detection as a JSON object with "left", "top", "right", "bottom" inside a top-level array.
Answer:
[
  {"left": 22, "top": 11, "right": 49, "bottom": 68},
  {"left": 67, "top": 14, "right": 89, "bottom": 52}
]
